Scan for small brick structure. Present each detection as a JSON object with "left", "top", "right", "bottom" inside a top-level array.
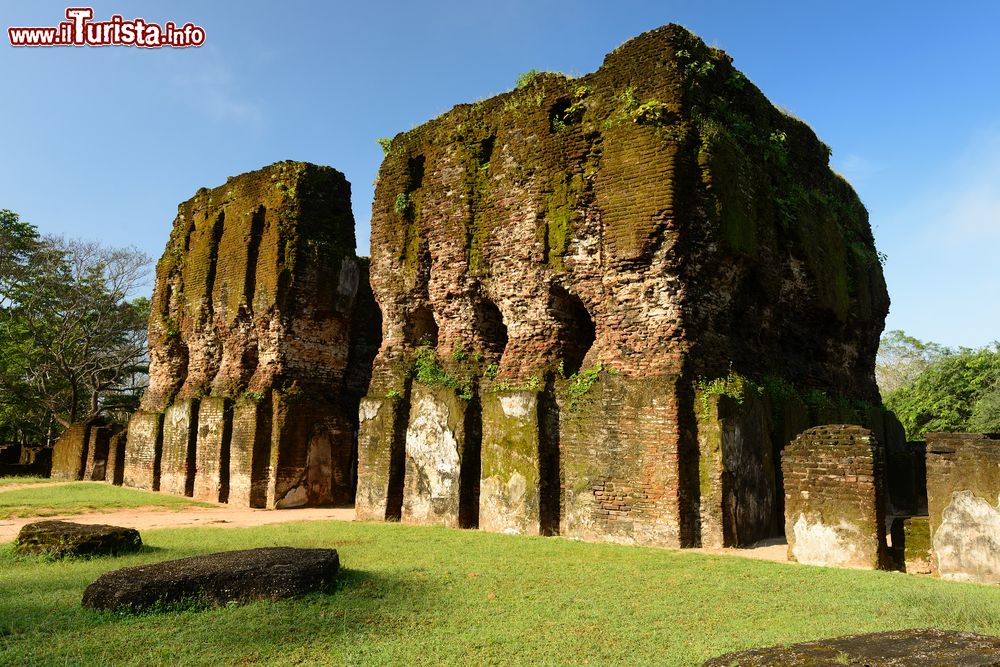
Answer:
[
  {"left": 82, "top": 423, "right": 123, "bottom": 482},
  {"left": 51, "top": 420, "right": 126, "bottom": 483},
  {"left": 781, "top": 425, "right": 890, "bottom": 569},
  {"left": 925, "top": 432, "right": 1000, "bottom": 584}
]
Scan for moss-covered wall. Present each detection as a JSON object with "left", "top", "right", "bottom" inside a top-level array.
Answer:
[
  {"left": 925, "top": 432, "right": 1000, "bottom": 583},
  {"left": 357, "top": 24, "right": 890, "bottom": 547},
  {"left": 124, "top": 162, "right": 380, "bottom": 508}
]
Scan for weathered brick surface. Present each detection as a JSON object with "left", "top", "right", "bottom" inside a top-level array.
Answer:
[
  {"left": 781, "top": 425, "right": 889, "bottom": 569},
  {"left": 123, "top": 411, "right": 162, "bottom": 490},
  {"left": 159, "top": 399, "right": 198, "bottom": 496},
  {"left": 357, "top": 24, "right": 888, "bottom": 546},
  {"left": 925, "top": 432, "right": 1000, "bottom": 583},
  {"left": 401, "top": 384, "right": 479, "bottom": 527},
  {"left": 83, "top": 424, "right": 122, "bottom": 482},
  {"left": 105, "top": 429, "right": 127, "bottom": 486},
  {"left": 227, "top": 395, "right": 272, "bottom": 508},
  {"left": 50, "top": 422, "right": 92, "bottom": 481},
  {"left": 697, "top": 393, "right": 775, "bottom": 548},
  {"left": 124, "top": 161, "right": 379, "bottom": 507},
  {"left": 193, "top": 396, "right": 231, "bottom": 502},
  {"left": 480, "top": 390, "right": 546, "bottom": 535}
]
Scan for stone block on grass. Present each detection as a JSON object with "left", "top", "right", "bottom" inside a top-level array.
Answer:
[
  {"left": 704, "top": 628, "right": 1000, "bottom": 666},
  {"left": 14, "top": 520, "right": 142, "bottom": 558},
  {"left": 82, "top": 547, "right": 339, "bottom": 612}
]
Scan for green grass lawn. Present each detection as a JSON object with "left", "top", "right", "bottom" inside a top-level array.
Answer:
[
  {"left": 2, "top": 518, "right": 1000, "bottom": 666},
  {"left": 0, "top": 482, "right": 213, "bottom": 519},
  {"left": 0, "top": 475, "right": 50, "bottom": 487}
]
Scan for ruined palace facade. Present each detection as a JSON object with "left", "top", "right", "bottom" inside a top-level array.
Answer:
[
  {"left": 122, "top": 162, "right": 379, "bottom": 508},
  {"left": 109, "top": 25, "right": 902, "bottom": 551},
  {"left": 355, "top": 24, "right": 890, "bottom": 548}
]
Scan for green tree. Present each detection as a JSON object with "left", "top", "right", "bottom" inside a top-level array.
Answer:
[
  {"left": 0, "top": 210, "right": 150, "bottom": 444},
  {"left": 876, "top": 329, "right": 950, "bottom": 396},
  {"left": 883, "top": 338, "right": 1000, "bottom": 439}
]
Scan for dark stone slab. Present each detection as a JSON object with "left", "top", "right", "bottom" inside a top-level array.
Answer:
[
  {"left": 82, "top": 547, "right": 339, "bottom": 612},
  {"left": 14, "top": 520, "right": 142, "bottom": 558},
  {"left": 704, "top": 629, "right": 1000, "bottom": 666}
]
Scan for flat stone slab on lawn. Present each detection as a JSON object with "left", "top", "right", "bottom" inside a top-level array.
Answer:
[
  {"left": 82, "top": 547, "right": 340, "bottom": 612},
  {"left": 704, "top": 628, "right": 1000, "bottom": 666},
  {"left": 14, "top": 520, "right": 142, "bottom": 558}
]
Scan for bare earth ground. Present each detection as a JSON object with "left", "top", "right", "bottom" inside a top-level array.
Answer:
[
  {"left": 0, "top": 482, "right": 354, "bottom": 542},
  {"left": 0, "top": 482, "right": 789, "bottom": 563}
]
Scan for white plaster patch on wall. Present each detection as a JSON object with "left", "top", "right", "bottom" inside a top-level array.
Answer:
[
  {"left": 359, "top": 397, "right": 382, "bottom": 422},
  {"left": 404, "top": 392, "right": 459, "bottom": 519},
  {"left": 934, "top": 490, "right": 1000, "bottom": 584},
  {"left": 791, "top": 514, "right": 867, "bottom": 568},
  {"left": 480, "top": 472, "right": 527, "bottom": 534},
  {"left": 167, "top": 402, "right": 191, "bottom": 430},
  {"left": 499, "top": 393, "right": 531, "bottom": 419}
]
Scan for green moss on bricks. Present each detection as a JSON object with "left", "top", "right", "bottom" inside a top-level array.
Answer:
[
  {"left": 480, "top": 393, "right": 540, "bottom": 482},
  {"left": 542, "top": 173, "right": 586, "bottom": 270}
]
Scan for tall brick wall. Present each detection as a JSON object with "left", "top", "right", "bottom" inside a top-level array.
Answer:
[
  {"left": 781, "top": 425, "right": 889, "bottom": 569},
  {"left": 50, "top": 421, "right": 92, "bottom": 481},
  {"left": 357, "top": 23, "right": 888, "bottom": 547},
  {"left": 925, "top": 432, "right": 1000, "bottom": 584},
  {"left": 122, "top": 161, "right": 380, "bottom": 508}
]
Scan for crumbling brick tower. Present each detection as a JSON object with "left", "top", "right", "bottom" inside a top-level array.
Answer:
[
  {"left": 356, "top": 24, "right": 889, "bottom": 547},
  {"left": 124, "top": 161, "right": 379, "bottom": 508}
]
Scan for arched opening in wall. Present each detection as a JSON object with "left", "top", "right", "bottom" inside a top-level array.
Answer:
[
  {"left": 205, "top": 211, "right": 225, "bottom": 318},
  {"left": 549, "top": 284, "right": 596, "bottom": 376},
  {"left": 473, "top": 295, "right": 507, "bottom": 359},
  {"left": 407, "top": 155, "right": 425, "bottom": 189},
  {"left": 243, "top": 206, "right": 266, "bottom": 310},
  {"left": 183, "top": 219, "right": 196, "bottom": 252},
  {"left": 404, "top": 304, "right": 438, "bottom": 347}
]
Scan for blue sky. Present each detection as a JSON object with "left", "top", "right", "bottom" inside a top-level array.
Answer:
[{"left": 1, "top": 1, "right": 997, "bottom": 349}]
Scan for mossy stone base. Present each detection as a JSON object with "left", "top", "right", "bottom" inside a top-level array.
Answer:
[
  {"left": 704, "top": 628, "right": 1000, "bottom": 666},
  {"left": 14, "top": 520, "right": 142, "bottom": 558}
]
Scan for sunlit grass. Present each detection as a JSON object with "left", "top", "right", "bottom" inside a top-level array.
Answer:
[
  {"left": 0, "top": 475, "right": 49, "bottom": 487},
  {"left": 0, "top": 482, "right": 212, "bottom": 519},
  {"left": 1, "top": 519, "right": 999, "bottom": 666}
]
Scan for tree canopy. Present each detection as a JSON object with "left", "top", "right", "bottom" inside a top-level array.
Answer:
[
  {"left": 0, "top": 209, "right": 150, "bottom": 445},
  {"left": 878, "top": 330, "right": 1000, "bottom": 440}
]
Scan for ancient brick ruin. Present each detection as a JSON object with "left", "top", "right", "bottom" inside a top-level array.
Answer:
[
  {"left": 122, "top": 161, "right": 380, "bottom": 508},
  {"left": 925, "top": 432, "right": 1000, "bottom": 583},
  {"left": 354, "top": 24, "right": 890, "bottom": 548},
  {"left": 50, "top": 420, "right": 123, "bottom": 482},
  {"left": 781, "top": 425, "right": 889, "bottom": 569},
  {"left": 25, "top": 22, "right": 1000, "bottom": 592}
]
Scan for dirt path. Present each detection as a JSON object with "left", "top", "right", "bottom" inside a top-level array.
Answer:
[
  {"left": 0, "top": 482, "right": 789, "bottom": 563},
  {"left": 0, "top": 481, "right": 356, "bottom": 542},
  {"left": 0, "top": 480, "right": 76, "bottom": 493}
]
